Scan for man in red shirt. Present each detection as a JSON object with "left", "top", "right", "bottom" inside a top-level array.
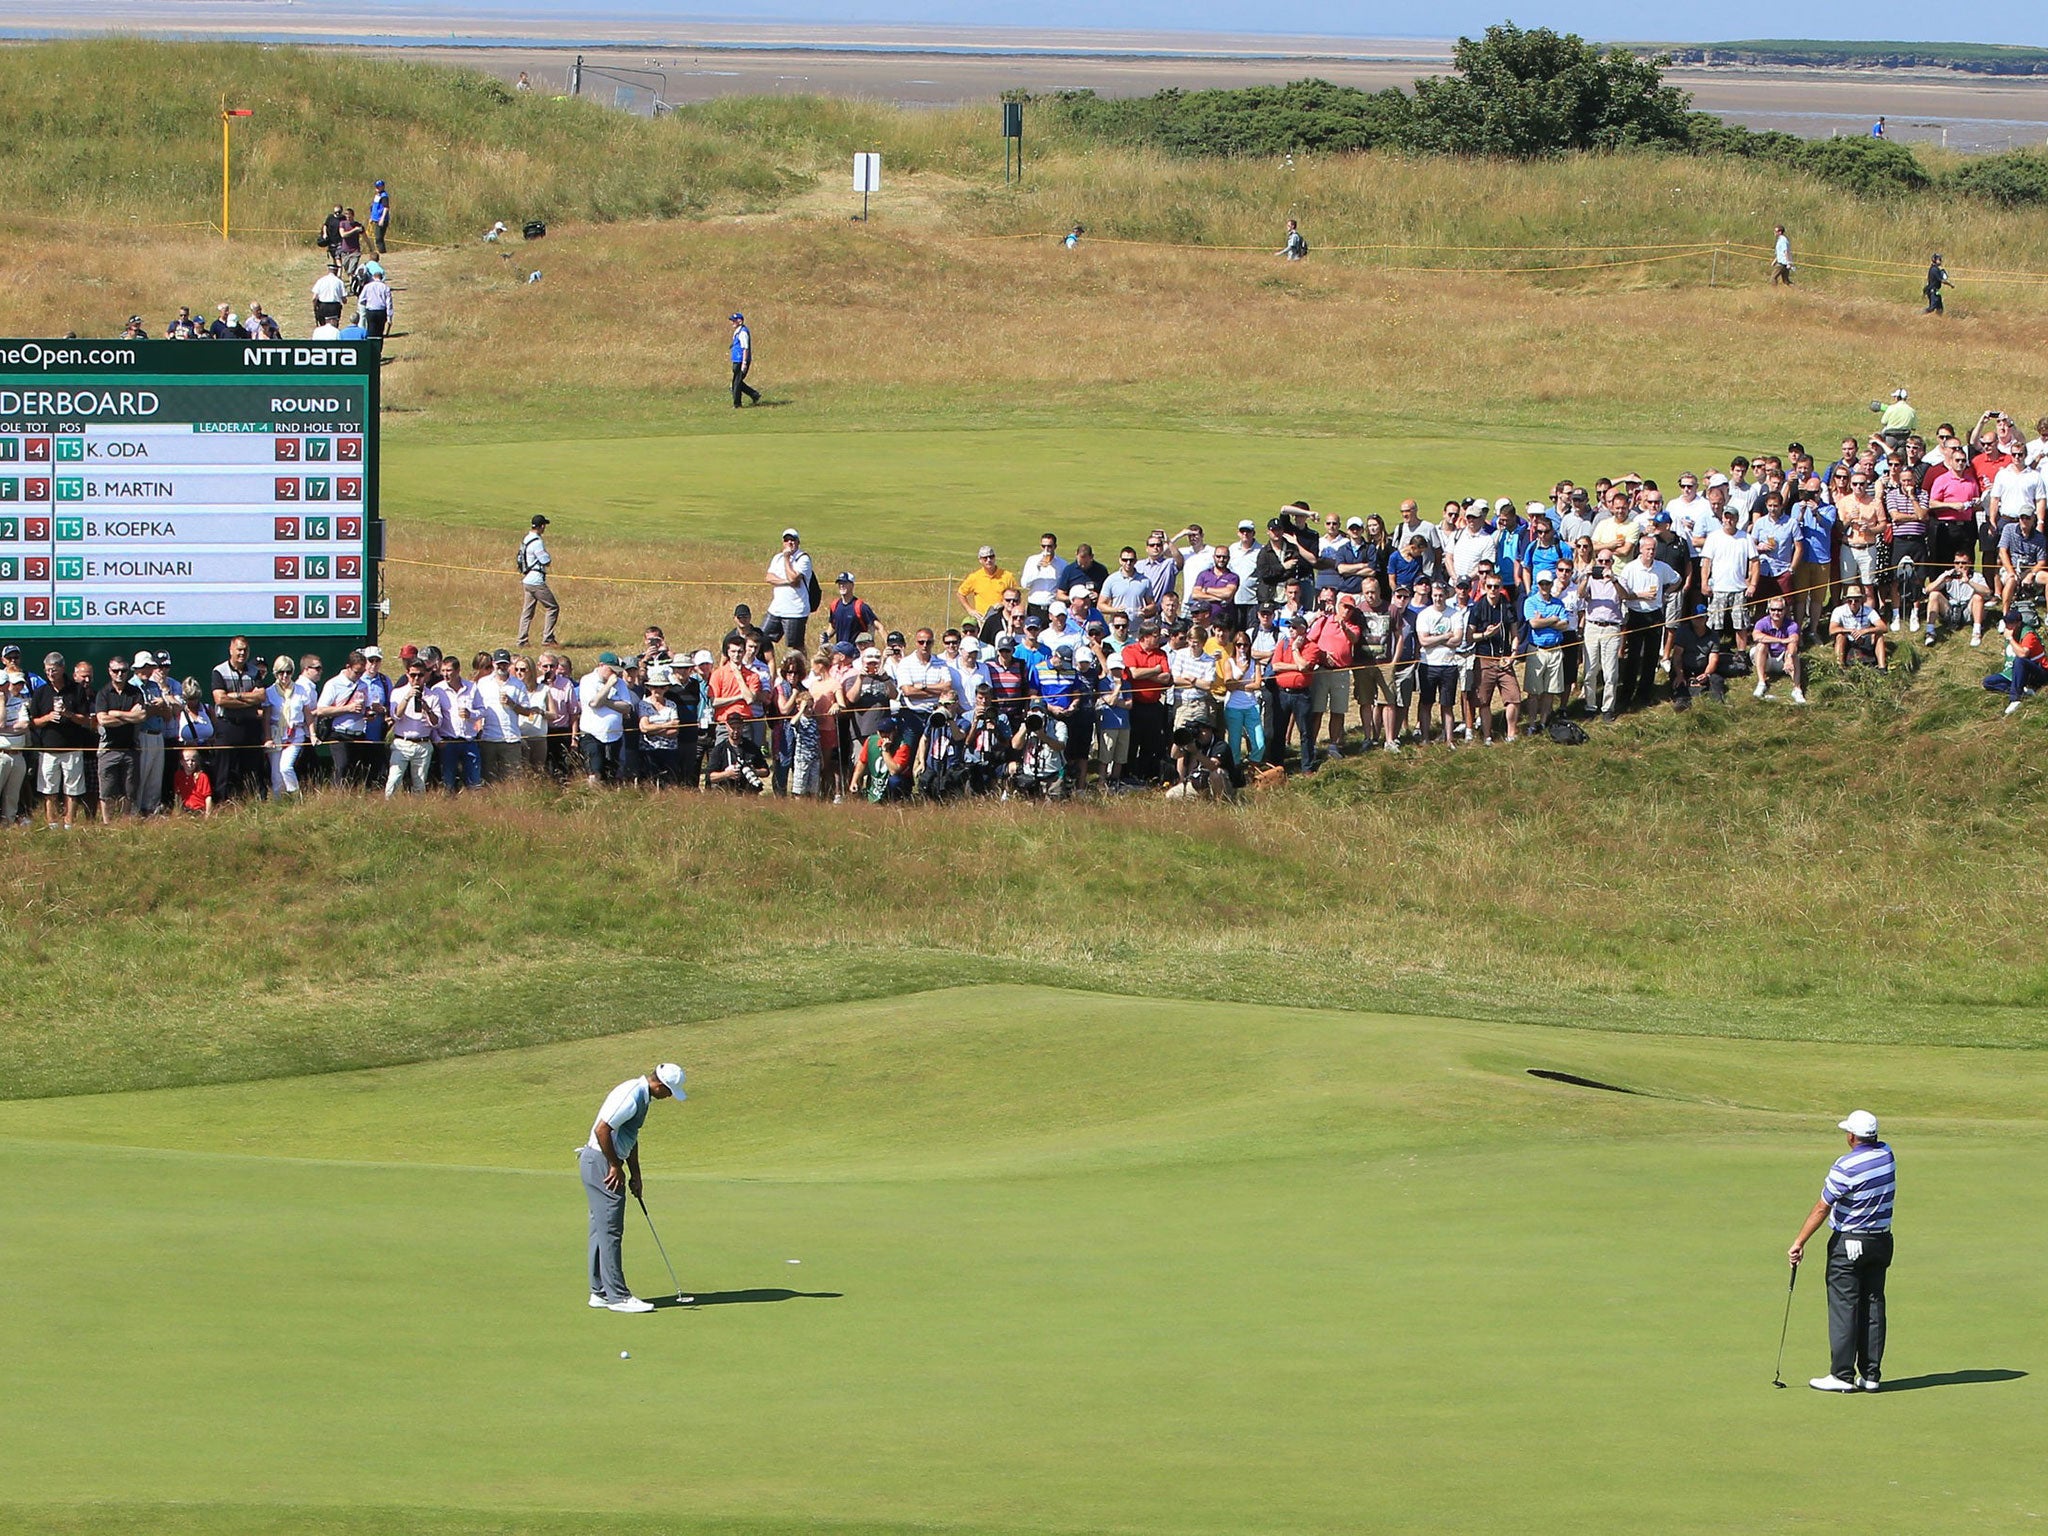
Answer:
[
  {"left": 1925, "top": 438, "right": 1984, "bottom": 572},
  {"left": 708, "top": 636, "right": 761, "bottom": 736},
  {"left": 1303, "top": 589, "right": 1356, "bottom": 762},
  {"left": 1120, "top": 619, "right": 1172, "bottom": 782}
]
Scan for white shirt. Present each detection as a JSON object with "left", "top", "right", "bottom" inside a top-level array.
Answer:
[
  {"left": 317, "top": 671, "right": 368, "bottom": 733},
  {"left": 311, "top": 272, "right": 347, "bottom": 305},
  {"left": 577, "top": 668, "right": 631, "bottom": 742},
  {"left": 947, "top": 656, "right": 987, "bottom": 711},
  {"left": 1394, "top": 518, "right": 1445, "bottom": 556},
  {"left": 1417, "top": 604, "right": 1462, "bottom": 667},
  {"left": 1168, "top": 645, "right": 1217, "bottom": 703},
  {"left": 519, "top": 531, "right": 551, "bottom": 588},
  {"left": 1041, "top": 621, "right": 1084, "bottom": 657},
  {"left": 1618, "top": 558, "right": 1681, "bottom": 614},
  {"left": 766, "top": 549, "right": 813, "bottom": 619},
  {"left": 1832, "top": 602, "right": 1881, "bottom": 635},
  {"left": 1019, "top": 551, "right": 1068, "bottom": 607},
  {"left": 587, "top": 1076, "right": 652, "bottom": 1158},
  {"left": 1725, "top": 480, "right": 1763, "bottom": 520},
  {"left": 359, "top": 277, "right": 393, "bottom": 313},
  {"left": 474, "top": 674, "right": 531, "bottom": 742},
  {"left": 894, "top": 652, "right": 954, "bottom": 714},
  {"left": 1226, "top": 539, "right": 1264, "bottom": 596},
  {"left": 1177, "top": 543, "right": 1215, "bottom": 602},
  {"left": 1702, "top": 528, "right": 1756, "bottom": 593},
  {"left": 2026, "top": 435, "right": 2048, "bottom": 470},
  {"left": 1990, "top": 464, "right": 2047, "bottom": 523},
  {"left": 310, "top": 323, "right": 341, "bottom": 340},
  {"left": 1775, "top": 233, "right": 1792, "bottom": 266},
  {"left": 1450, "top": 528, "right": 1500, "bottom": 581}
]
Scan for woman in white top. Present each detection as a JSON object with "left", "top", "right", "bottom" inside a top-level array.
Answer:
[
  {"left": 513, "top": 656, "right": 550, "bottom": 776},
  {"left": 265, "top": 655, "right": 303, "bottom": 795}
]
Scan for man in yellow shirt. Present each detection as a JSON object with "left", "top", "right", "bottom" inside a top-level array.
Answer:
[{"left": 957, "top": 544, "right": 1019, "bottom": 626}]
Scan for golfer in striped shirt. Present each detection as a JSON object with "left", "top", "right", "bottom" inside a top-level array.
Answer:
[{"left": 1788, "top": 1110, "right": 1895, "bottom": 1392}]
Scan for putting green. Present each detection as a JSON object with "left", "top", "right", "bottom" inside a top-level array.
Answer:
[
  {"left": 386, "top": 425, "right": 1737, "bottom": 564},
  {"left": 0, "top": 988, "right": 2038, "bottom": 1535}
]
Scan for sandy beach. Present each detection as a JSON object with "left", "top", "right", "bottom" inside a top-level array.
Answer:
[{"left": 7, "top": 4, "right": 2048, "bottom": 151}]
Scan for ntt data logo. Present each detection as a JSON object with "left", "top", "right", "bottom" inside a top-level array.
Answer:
[{"left": 0, "top": 344, "right": 135, "bottom": 369}]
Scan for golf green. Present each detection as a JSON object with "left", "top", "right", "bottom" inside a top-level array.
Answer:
[{"left": 0, "top": 988, "right": 2038, "bottom": 1535}]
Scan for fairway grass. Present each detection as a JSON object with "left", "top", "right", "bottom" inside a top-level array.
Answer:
[{"left": 1, "top": 989, "right": 2039, "bottom": 1536}]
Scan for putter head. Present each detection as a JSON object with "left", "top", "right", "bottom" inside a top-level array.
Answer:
[{"left": 1772, "top": 1377, "right": 1788, "bottom": 1389}]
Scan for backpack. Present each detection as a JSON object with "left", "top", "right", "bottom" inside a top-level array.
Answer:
[
  {"left": 523, "top": 221, "right": 547, "bottom": 240},
  {"left": 516, "top": 534, "right": 539, "bottom": 575},
  {"left": 806, "top": 569, "right": 822, "bottom": 609},
  {"left": 1546, "top": 717, "right": 1589, "bottom": 746}
]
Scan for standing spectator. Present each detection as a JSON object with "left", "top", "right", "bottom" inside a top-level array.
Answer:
[
  {"left": 1701, "top": 506, "right": 1758, "bottom": 651},
  {"left": 355, "top": 646, "right": 393, "bottom": 788},
  {"left": 517, "top": 515, "right": 559, "bottom": 647},
  {"left": 29, "top": 653, "right": 89, "bottom": 829},
  {"left": 1414, "top": 583, "right": 1463, "bottom": 751},
  {"left": 1771, "top": 224, "right": 1793, "bottom": 286},
  {"left": 1059, "top": 542, "right": 1110, "bottom": 598},
  {"left": 825, "top": 573, "right": 880, "bottom": 646},
  {"left": 208, "top": 303, "right": 243, "bottom": 340},
  {"left": 368, "top": 179, "right": 391, "bottom": 254},
  {"left": 176, "top": 678, "right": 215, "bottom": 754},
  {"left": 1019, "top": 534, "right": 1068, "bottom": 616},
  {"left": 1578, "top": 553, "right": 1627, "bottom": 722},
  {"left": 764, "top": 529, "right": 814, "bottom": 653},
  {"left": 265, "top": 655, "right": 305, "bottom": 794},
  {"left": 1521, "top": 572, "right": 1568, "bottom": 731},
  {"left": 893, "top": 628, "right": 957, "bottom": 759},
  {"left": 957, "top": 545, "right": 1018, "bottom": 627},
  {"left": 1618, "top": 534, "right": 1681, "bottom": 709},
  {"left": 210, "top": 636, "right": 268, "bottom": 802},
  {"left": 91, "top": 655, "right": 146, "bottom": 820},
  {"left": 430, "top": 654, "right": 483, "bottom": 792},
  {"left": 131, "top": 650, "right": 171, "bottom": 816},
  {"left": 358, "top": 268, "right": 393, "bottom": 337},
  {"left": 1465, "top": 573, "right": 1522, "bottom": 744},
  {"left": 0, "top": 649, "right": 29, "bottom": 825},
  {"left": 1100, "top": 546, "right": 1151, "bottom": 628},
  {"left": 1923, "top": 253, "right": 1950, "bottom": 315},
  {"left": 729, "top": 312, "right": 760, "bottom": 407},
  {"left": 1925, "top": 438, "right": 1983, "bottom": 576},
  {"left": 1280, "top": 218, "right": 1307, "bottom": 260},
  {"left": 335, "top": 208, "right": 364, "bottom": 274},
  {"left": 1120, "top": 619, "right": 1173, "bottom": 780},
  {"left": 313, "top": 650, "right": 373, "bottom": 785},
  {"left": 385, "top": 657, "right": 437, "bottom": 796},
  {"left": 476, "top": 648, "right": 539, "bottom": 782},
  {"left": 311, "top": 265, "right": 347, "bottom": 329},
  {"left": 1303, "top": 588, "right": 1354, "bottom": 757}
]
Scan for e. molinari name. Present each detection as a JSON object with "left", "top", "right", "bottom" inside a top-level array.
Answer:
[{"left": 87, "top": 559, "right": 193, "bottom": 576}]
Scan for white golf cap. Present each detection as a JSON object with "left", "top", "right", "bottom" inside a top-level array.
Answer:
[
  {"left": 655, "top": 1063, "right": 687, "bottom": 1099},
  {"left": 1838, "top": 1109, "right": 1878, "bottom": 1138},
  {"left": 1706, "top": 472, "right": 1730, "bottom": 489},
  {"left": 781, "top": 528, "right": 800, "bottom": 540},
  {"left": 1526, "top": 501, "right": 1548, "bottom": 519},
  {"left": 1893, "top": 388, "right": 1909, "bottom": 399},
  {"left": 131, "top": 650, "right": 157, "bottom": 666},
  {"left": 690, "top": 649, "right": 714, "bottom": 666},
  {"left": 361, "top": 645, "right": 383, "bottom": 660}
]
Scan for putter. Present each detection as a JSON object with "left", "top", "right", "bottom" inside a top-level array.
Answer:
[
  {"left": 1771, "top": 1261, "right": 1799, "bottom": 1388},
  {"left": 635, "top": 1192, "right": 693, "bottom": 1304}
]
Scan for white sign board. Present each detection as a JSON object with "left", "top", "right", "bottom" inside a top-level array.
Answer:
[{"left": 853, "top": 152, "right": 881, "bottom": 193}]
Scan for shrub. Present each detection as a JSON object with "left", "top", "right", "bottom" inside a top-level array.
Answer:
[{"left": 1944, "top": 149, "right": 2048, "bottom": 206}]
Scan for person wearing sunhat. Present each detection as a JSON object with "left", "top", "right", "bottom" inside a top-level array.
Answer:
[
  {"left": 582, "top": 1063, "right": 687, "bottom": 1312},
  {"left": 517, "top": 514, "right": 558, "bottom": 648},
  {"left": 1789, "top": 1110, "right": 1896, "bottom": 1392},
  {"left": 729, "top": 312, "right": 760, "bottom": 406}
]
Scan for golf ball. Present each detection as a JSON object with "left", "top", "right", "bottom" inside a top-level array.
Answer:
[
  {"left": 787, "top": 1258, "right": 801, "bottom": 1264},
  {"left": 620, "top": 1351, "right": 630, "bottom": 1360}
]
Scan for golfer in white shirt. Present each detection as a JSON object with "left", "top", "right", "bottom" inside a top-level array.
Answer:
[{"left": 581, "top": 1063, "right": 686, "bottom": 1312}]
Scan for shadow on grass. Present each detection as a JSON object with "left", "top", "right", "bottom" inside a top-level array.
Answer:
[
  {"left": 651, "top": 1288, "right": 843, "bottom": 1309},
  {"left": 1877, "top": 1368, "right": 2026, "bottom": 1392}
]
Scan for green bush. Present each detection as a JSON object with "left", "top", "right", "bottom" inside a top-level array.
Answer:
[
  {"left": 1041, "top": 80, "right": 1412, "bottom": 157},
  {"left": 1796, "top": 135, "right": 1933, "bottom": 197},
  {"left": 1944, "top": 149, "right": 2048, "bottom": 206}
]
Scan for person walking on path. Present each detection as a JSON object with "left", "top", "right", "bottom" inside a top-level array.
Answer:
[
  {"left": 730, "top": 312, "right": 761, "bottom": 407},
  {"left": 1280, "top": 218, "right": 1307, "bottom": 261},
  {"left": 368, "top": 179, "right": 391, "bottom": 255},
  {"left": 1788, "top": 1109, "right": 1896, "bottom": 1393},
  {"left": 1771, "top": 225, "right": 1794, "bottom": 286},
  {"left": 580, "top": 1063, "right": 687, "bottom": 1313},
  {"left": 517, "top": 515, "right": 559, "bottom": 647},
  {"left": 1924, "top": 254, "right": 1952, "bottom": 315}
]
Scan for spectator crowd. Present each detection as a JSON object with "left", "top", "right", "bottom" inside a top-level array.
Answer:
[{"left": 7, "top": 400, "right": 2048, "bottom": 824}]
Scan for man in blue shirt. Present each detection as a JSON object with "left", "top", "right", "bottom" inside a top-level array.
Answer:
[
  {"left": 368, "top": 179, "right": 390, "bottom": 254},
  {"left": 729, "top": 312, "right": 761, "bottom": 407},
  {"left": 581, "top": 1063, "right": 687, "bottom": 1312},
  {"left": 1788, "top": 1110, "right": 1896, "bottom": 1392},
  {"left": 1521, "top": 571, "right": 1568, "bottom": 729}
]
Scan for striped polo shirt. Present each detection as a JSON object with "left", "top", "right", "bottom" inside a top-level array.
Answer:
[{"left": 1823, "top": 1141, "right": 1896, "bottom": 1233}]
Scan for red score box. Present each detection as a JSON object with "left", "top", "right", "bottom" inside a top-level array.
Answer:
[
  {"left": 23, "top": 438, "right": 50, "bottom": 462},
  {"left": 24, "top": 479, "right": 49, "bottom": 502},
  {"left": 25, "top": 556, "right": 49, "bottom": 580},
  {"left": 336, "top": 437, "right": 362, "bottom": 461},
  {"left": 25, "top": 516, "right": 49, "bottom": 540},
  {"left": 273, "top": 477, "right": 299, "bottom": 502},
  {"left": 337, "top": 476, "right": 361, "bottom": 501},
  {"left": 274, "top": 556, "right": 300, "bottom": 580},
  {"left": 337, "top": 515, "right": 362, "bottom": 540},
  {"left": 336, "top": 594, "right": 361, "bottom": 619},
  {"left": 274, "top": 438, "right": 301, "bottom": 462},
  {"left": 25, "top": 596, "right": 48, "bottom": 620},
  {"left": 273, "top": 516, "right": 300, "bottom": 540},
  {"left": 274, "top": 594, "right": 300, "bottom": 619},
  {"left": 336, "top": 555, "right": 361, "bottom": 580}
]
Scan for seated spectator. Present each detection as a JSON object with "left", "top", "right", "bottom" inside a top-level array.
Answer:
[
  {"left": 1670, "top": 605, "right": 1724, "bottom": 708},
  {"left": 1985, "top": 608, "right": 2048, "bottom": 715},
  {"left": 1830, "top": 583, "right": 1890, "bottom": 671},
  {"left": 1925, "top": 553, "right": 1992, "bottom": 646},
  {"left": 173, "top": 747, "right": 214, "bottom": 817},
  {"left": 1750, "top": 598, "right": 1808, "bottom": 705}
]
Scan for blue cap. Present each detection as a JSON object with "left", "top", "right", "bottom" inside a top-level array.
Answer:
[
  {"left": 374, "top": 179, "right": 386, "bottom": 188},
  {"left": 729, "top": 312, "right": 744, "bottom": 322},
  {"left": 1693, "top": 603, "right": 1708, "bottom": 616}
]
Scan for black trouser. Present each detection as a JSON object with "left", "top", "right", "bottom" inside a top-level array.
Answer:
[
  {"left": 1980, "top": 519, "right": 2010, "bottom": 586},
  {"left": 218, "top": 716, "right": 266, "bottom": 801},
  {"left": 365, "top": 309, "right": 388, "bottom": 337},
  {"left": 1890, "top": 535, "right": 1927, "bottom": 617},
  {"left": 1826, "top": 1230, "right": 1893, "bottom": 1383},
  {"left": 1128, "top": 698, "right": 1168, "bottom": 782},
  {"left": 1933, "top": 521, "right": 1977, "bottom": 575},
  {"left": 1925, "top": 286, "right": 1944, "bottom": 314},
  {"left": 732, "top": 361, "right": 760, "bottom": 406},
  {"left": 1622, "top": 610, "right": 1662, "bottom": 708}
]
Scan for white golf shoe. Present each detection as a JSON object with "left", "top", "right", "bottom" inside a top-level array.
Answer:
[
  {"left": 1860, "top": 1377, "right": 1881, "bottom": 1392},
  {"left": 607, "top": 1296, "right": 656, "bottom": 1313},
  {"left": 589, "top": 1293, "right": 609, "bottom": 1308},
  {"left": 1809, "top": 1374, "right": 1858, "bottom": 1393}
]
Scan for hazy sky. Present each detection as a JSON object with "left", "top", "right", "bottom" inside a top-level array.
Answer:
[{"left": 420, "top": 0, "right": 2044, "bottom": 47}]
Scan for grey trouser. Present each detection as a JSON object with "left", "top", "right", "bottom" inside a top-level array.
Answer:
[
  {"left": 578, "top": 1145, "right": 629, "bottom": 1302},
  {"left": 1583, "top": 624, "right": 1623, "bottom": 712},
  {"left": 136, "top": 733, "right": 164, "bottom": 815},
  {"left": 0, "top": 749, "right": 24, "bottom": 822},
  {"left": 1827, "top": 1229, "right": 1892, "bottom": 1383},
  {"left": 519, "top": 581, "right": 560, "bottom": 645},
  {"left": 384, "top": 736, "right": 433, "bottom": 796},
  {"left": 480, "top": 739, "right": 524, "bottom": 783}
]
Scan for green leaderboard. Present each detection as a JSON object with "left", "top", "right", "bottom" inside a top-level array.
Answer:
[{"left": 0, "top": 341, "right": 381, "bottom": 642}]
